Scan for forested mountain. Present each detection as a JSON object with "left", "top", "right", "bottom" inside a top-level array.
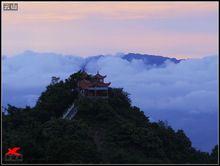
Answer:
[{"left": 2, "top": 71, "right": 218, "bottom": 164}]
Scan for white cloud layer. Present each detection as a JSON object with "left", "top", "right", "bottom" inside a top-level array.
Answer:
[{"left": 2, "top": 51, "right": 218, "bottom": 152}]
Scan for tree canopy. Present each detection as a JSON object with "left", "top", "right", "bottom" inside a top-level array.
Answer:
[{"left": 2, "top": 70, "right": 218, "bottom": 164}]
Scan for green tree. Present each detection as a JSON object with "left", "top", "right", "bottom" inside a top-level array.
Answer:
[{"left": 2, "top": 71, "right": 216, "bottom": 164}]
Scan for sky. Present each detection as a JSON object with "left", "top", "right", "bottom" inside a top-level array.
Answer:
[{"left": 1, "top": 1, "right": 219, "bottom": 58}]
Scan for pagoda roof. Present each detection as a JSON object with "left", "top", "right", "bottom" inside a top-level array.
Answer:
[
  {"left": 78, "top": 71, "right": 111, "bottom": 89},
  {"left": 94, "top": 81, "right": 111, "bottom": 87},
  {"left": 78, "top": 79, "right": 111, "bottom": 89},
  {"left": 94, "top": 71, "right": 106, "bottom": 79},
  {"left": 78, "top": 79, "right": 93, "bottom": 89}
]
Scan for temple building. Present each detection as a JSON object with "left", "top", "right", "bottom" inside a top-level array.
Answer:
[{"left": 78, "top": 71, "right": 111, "bottom": 98}]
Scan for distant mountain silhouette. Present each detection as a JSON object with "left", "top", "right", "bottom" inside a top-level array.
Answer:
[
  {"left": 81, "top": 53, "right": 182, "bottom": 68},
  {"left": 122, "top": 53, "right": 182, "bottom": 66}
]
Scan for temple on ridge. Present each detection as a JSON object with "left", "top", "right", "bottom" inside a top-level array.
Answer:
[{"left": 78, "top": 71, "right": 111, "bottom": 98}]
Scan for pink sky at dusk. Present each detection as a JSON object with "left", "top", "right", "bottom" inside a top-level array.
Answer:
[{"left": 2, "top": 1, "right": 219, "bottom": 58}]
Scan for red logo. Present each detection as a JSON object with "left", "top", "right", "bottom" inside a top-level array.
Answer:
[{"left": 5, "top": 147, "right": 22, "bottom": 157}]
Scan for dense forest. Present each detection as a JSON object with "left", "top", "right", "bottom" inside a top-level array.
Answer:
[{"left": 2, "top": 71, "right": 218, "bottom": 164}]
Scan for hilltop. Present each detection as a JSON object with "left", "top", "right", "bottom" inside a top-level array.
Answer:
[{"left": 2, "top": 71, "right": 218, "bottom": 164}]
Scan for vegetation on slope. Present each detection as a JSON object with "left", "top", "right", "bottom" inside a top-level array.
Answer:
[{"left": 2, "top": 71, "right": 218, "bottom": 164}]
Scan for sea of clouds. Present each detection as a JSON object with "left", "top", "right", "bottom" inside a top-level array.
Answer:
[{"left": 2, "top": 51, "right": 218, "bottom": 152}]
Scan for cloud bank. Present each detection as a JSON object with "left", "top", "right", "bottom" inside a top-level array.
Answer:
[{"left": 2, "top": 51, "right": 218, "bottom": 152}]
